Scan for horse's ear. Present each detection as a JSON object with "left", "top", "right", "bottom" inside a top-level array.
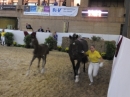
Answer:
[
  {"left": 76, "top": 35, "right": 78, "bottom": 39},
  {"left": 31, "top": 32, "right": 36, "bottom": 38},
  {"left": 69, "top": 35, "right": 72, "bottom": 39}
]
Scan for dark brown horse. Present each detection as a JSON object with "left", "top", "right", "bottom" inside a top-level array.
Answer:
[
  {"left": 26, "top": 32, "right": 49, "bottom": 76},
  {"left": 68, "top": 33, "right": 88, "bottom": 82}
]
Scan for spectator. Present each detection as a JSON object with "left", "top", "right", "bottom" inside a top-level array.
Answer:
[
  {"left": 26, "top": 23, "right": 33, "bottom": 32},
  {"left": 62, "top": 0, "right": 66, "bottom": 6},
  {"left": 25, "top": 0, "right": 29, "bottom": 5},
  {"left": 38, "top": 26, "right": 44, "bottom": 32},
  {"left": 1, "top": 29, "right": 6, "bottom": 46},
  {"left": 41, "top": 0, "right": 47, "bottom": 6},
  {"left": 53, "top": 31, "right": 58, "bottom": 41},
  {"left": 54, "top": 0, "right": 58, "bottom": 6},
  {"left": 46, "top": 27, "right": 51, "bottom": 33},
  {"left": 77, "top": 3, "right": 80, "bottom": 6}
]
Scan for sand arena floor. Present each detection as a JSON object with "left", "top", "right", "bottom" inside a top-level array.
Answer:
[{"left": 0, "top": 45, "right": 112, "bottom": 97}]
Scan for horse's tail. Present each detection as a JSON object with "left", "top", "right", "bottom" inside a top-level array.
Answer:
[
  {"left": 47, "top": 48, "right": 49, "bottom": 54},
  {"left": 81, "top": 55, "right": 88, "bottom": 64}
]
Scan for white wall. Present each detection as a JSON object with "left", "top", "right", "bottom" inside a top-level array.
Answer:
[{"left": 0, "top": 29, "right": 120, "bottom": 46}]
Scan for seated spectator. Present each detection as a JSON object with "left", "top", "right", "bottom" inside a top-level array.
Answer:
[
  {"left": 38, "top": 26, "right": 44, "bottom": 32},
  {"left": 62, "top": 0, "right": 66, "bottom": 6},
  {"left": 26, "top": 23, "right": 32, "bottom": 29},
  {"left": 54, "top": 0, "right": 58, "bottom": 6},
  {"left": 41, "top": 0, "right": 47, "bottom": 6},
  {"left": 26, "top": 23, "right": 33, "bottom": 31},
  {"left": 46, "top": 27, "right": 51, "bottom": 33},
  {"left": 53, "top": 31, "right": 58, "bottom": 41}
]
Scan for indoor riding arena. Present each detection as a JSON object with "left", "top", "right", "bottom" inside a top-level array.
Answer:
[{"left": 0, "top": 45, "right": 112, "bottom": 97}]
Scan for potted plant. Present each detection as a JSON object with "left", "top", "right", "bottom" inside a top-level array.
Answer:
[
  {"left": 24, "top": 34, "right": 32, "bottom": 48},
  {"left": 57, "top": 46, "right": 62, "bottom": 51},
  {"left": 65, "top": 47, "right": 69, "bottom": 53},
  {"left": 44, "top": 36, "right": 57, "bottom": 51},
  {"left": 100, "top": 52, "right": 107, "bottom": 59},
  {"left": 5, "top": 32, "right": 14, "bottom": 46},
  {"left": 105, "top": 41, "right": 116, "bottom": 60}
]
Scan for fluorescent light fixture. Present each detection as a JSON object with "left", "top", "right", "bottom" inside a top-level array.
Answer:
[{"left": 82, "top": 10, "right": 108, "bottom": 17}]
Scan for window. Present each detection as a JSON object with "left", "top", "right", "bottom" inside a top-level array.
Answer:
[
  {"left": 89, "top": 0, "right": 124, "bottom": 7},
  {"left": 48, "top": 0, "right": 64, "bottom": 6},
  {"left": 24, "top": 0, "right": 38, "bottom": 6},
  {"left": 0, "top": 0, "right": 18, "bottom": 5}
]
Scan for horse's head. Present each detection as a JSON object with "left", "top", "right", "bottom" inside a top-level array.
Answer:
[
  {"left": 69, "top": 34, "right": 80, "bottom": 58},
  {"left": 31, "top": 32, "right": 36, "bottom": 38},
  {"left": 69, "top": 33, "right": 78, "bottom": 42},
  {"left": 30, "top": 32, "right": 38, "bottom": 46}
]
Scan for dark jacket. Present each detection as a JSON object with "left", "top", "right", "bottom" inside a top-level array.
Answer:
[
  {"left": 62, "top": 1, "right": 66, "bottom": 6},
  {"left": 38, "top": 28, "right": 44, "bottom": 32},
  {"left": 46, "top": 30, "right": 51, "bottom": 32},
  {"left": 53, "top": 34, "right": 58, "bottom": 41},
  {"left": 26, "top": 24, "right": 32, "bottom": 29}
]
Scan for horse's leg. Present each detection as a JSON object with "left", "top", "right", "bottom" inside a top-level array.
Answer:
[
  {"left": 75, "top": 61, "right": 80, "bottom": 83},
  {"left": 70, "top": 58, "right": 76, "bottom": 79},
  {"left": 37, "top": 57, "right": 41, "bottom": 73},
  {"left": 78, "top": 65, "right": 80, "bottom": 74},
  {"left": 83, "top": 62, "right": 85, "bottom": 72},
  {"left": 26, "top": 56, "right": 36, "bottom": 76},
  {"left": 41, "top": 55, "right": 46, "bottom": 74}
]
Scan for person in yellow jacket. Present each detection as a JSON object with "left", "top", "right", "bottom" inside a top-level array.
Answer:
[
  {"left": 1, "top": 29, "right": 6, "bottom": 46},
  {"left": 85, "top": 45, "right": 103, "bottom": 85}
]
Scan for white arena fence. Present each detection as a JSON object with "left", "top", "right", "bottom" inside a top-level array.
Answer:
[{"left": 0, "top": 29, "right": 120, "bottom": 46}]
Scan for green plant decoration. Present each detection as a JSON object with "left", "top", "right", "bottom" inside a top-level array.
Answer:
[
  {"left": 91, "top": 36, "right": 101, "bottom": 41},
  {"left": 57, "top": 46, "right": 62, "bottom": 51},
  {"left": 100, "top": 52, "right": 106, "bottom": 59},
  {"left": 61, "top": 48, "right": 66, "bottom": 52},
  {"left": 5, "top": 32, "right": 14, "bottom": 46},
  {"left": 13, "top": 41, "right": 17, "bottom": 46},
  {"left": 65, "top": 47, "right": 69, "bottom": 53},
  {"left": 105, "top": 41, "right": 116, "bottom": 60},
  {"left": 44, "top": 36, "right": 57, "bottom": 51},
  {"left": 24, "top": 34, "right": 31, "bottom": 48}
]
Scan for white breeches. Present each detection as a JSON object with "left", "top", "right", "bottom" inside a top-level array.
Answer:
[
  {"left": 1, "top": 36, "right": 5, "bottom": 45},
  {"left": 88, "top": 62, "right": 100, "bottom": 83}
]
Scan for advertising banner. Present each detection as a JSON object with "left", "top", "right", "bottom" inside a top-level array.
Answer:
[
  {"left": 0, "top": 5, "right": 16, "bottom": 10},
  {"left": 23, "top": 6, "right": 78, "bottom": 17},
  {"left": 50, "top": 6, "right": 78, "bottom": 17},
  {"left": 23, "top": 6, "right": 50, "bottom": 16}
]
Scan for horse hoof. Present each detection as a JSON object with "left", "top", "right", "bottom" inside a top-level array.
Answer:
[
  {"left": 26, "top": 71, "right": 29, "bottom": 76},
  {"left": 41, "top": 69, "right": 44, "bottom": 74},
  {"left": 75, "top": 75, "right": 79, "bottom": 83}
]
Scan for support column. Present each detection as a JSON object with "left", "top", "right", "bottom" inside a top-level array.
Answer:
[
  {"left": 80, "top": 0, "right": 88, "bottom": 7},
  {"left": 66, "top": 0, "right": 71, "bottom": 7},
  {"left": 38, "top": 0, "right": 40, "bottom": 5},
  {"left": 122, "top": 0, "right": 130, "bottom": 37},
  {"left": 48, "top": 0, "right": 50, "bottom": 6},
  {"left": 17, "top": 0, "right": 23, "bottom": 5}
]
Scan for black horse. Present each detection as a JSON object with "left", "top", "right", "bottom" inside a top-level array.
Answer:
[
  {"left": 68, "top": 33, "right": 88, "bottom": 82},
  {"left": 26, "top": 32, "right": 49, "bottom": 76}
]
